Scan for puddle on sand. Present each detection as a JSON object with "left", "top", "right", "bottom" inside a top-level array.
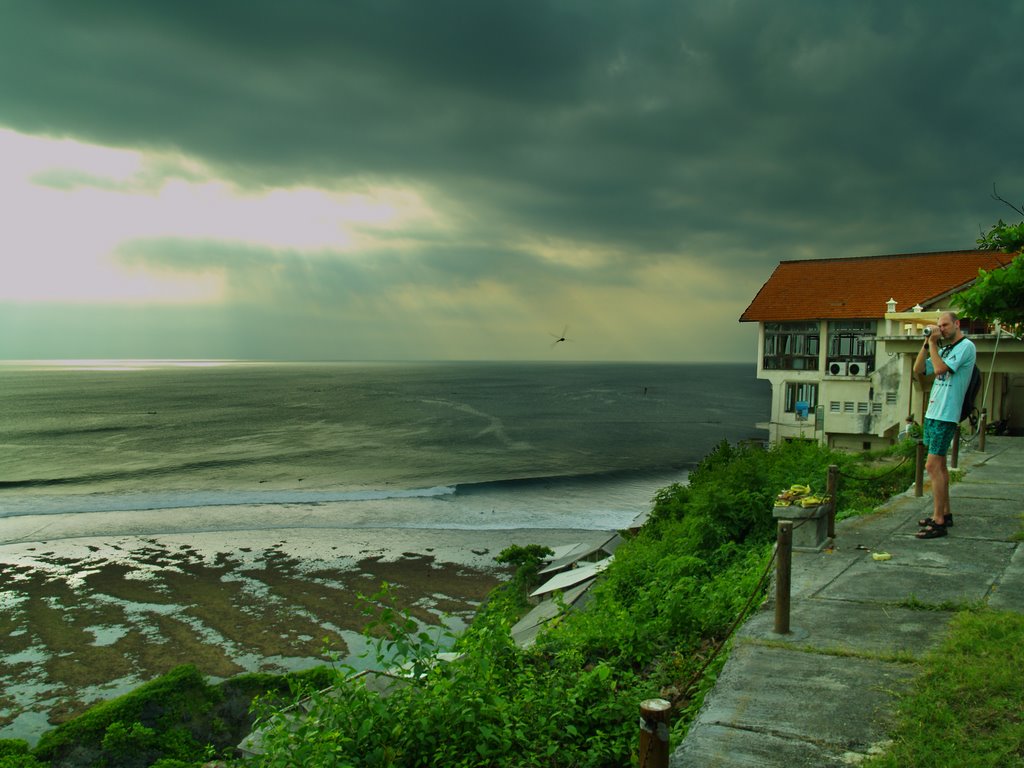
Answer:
[
  {"left": 0, "top": 534, "right": 505, "bottom": 746},
  {"left": 84, "top": 624, "right": 131, "bottom": 647}
]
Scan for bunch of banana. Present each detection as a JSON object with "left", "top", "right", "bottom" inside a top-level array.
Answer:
[
  {"left": 799, "top": 494, "right": 831, "bottom": 508},
  {"left": 775, "top": 483, "right": 812, "bottom": 506}
]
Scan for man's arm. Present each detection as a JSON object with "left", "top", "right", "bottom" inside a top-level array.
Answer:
[
  {"left": 919, "top": 332, "right": 952, "bottom": 376},
  {"left": 913, "top": 336, "right": 932, "bottom": 376}
]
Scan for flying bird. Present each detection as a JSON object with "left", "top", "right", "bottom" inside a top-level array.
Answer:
[{"left": 549, "top": 325, "right": 571, "bottom": 347}]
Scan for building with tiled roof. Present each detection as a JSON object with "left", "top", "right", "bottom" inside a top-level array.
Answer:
[
  {"left": 740, "top": 251, "right": 1010, "bottom": 323},
  {"left": 740, "top": 250, "right": 1023, "bottom": 449}
]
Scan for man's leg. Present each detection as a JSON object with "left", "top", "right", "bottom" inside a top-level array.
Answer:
[
  {"left": 919, "top": 419, "right": 957, "bottom": 538},
  {"left": 939, "top": 459, "right": 951, "bottom": 520},
  {"left": 925, "top": 452, "right": 949, "bottom": 525}
]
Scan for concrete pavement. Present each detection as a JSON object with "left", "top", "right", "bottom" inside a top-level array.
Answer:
[{"left": 670, "top": 436, "right": 1024, "bottom": 767}]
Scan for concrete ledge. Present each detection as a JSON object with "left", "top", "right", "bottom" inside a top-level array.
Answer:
[
  {"left": 670, "top": 644, "right": 914, "bottom": 768},
  {"left": 672, "top": 722, "right": 856, "bottom": 767},
  {"left": 740, "top": 599, "right": 952, "bottom": 657},
  {"left": 773, "top": 504, "right": 832, "bottom": 552}
]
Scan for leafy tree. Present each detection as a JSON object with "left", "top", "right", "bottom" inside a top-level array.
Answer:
[
  {"left": 495, "top": 543, "right": 554, "bottom": 590},
  {"left": 954, "top": 188, "right": 1024, "bottom": 333}
]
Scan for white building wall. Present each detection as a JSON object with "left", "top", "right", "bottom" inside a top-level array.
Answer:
[
  {"left": 756, "top": 319, "right": 909, "bottom": 450},
  {"left": 752, "top": 309, "right": 1024, "bottom": 448}
]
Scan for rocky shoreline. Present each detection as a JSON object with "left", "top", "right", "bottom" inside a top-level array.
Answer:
[{"left": 0, "top": 525, "right": 609, "bottom": 745}]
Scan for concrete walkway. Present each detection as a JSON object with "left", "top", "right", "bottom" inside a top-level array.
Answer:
[{"left": 671, "top": 436, "right": 1024, "bottom": 767}]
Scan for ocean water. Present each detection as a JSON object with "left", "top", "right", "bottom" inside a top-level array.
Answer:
[{"left": 0, "top": 361, "right": 769, "bottom": 537}]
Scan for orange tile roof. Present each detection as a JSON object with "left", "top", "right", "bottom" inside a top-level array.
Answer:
[{"left": 739, "top": 250, "right": 1011, "bottom": 322}]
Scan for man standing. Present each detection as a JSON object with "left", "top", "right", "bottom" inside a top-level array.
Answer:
[{"left": 913, "top": 311, "right": 976, "bottom": 539}]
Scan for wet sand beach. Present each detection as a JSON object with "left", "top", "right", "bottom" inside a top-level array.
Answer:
[{"left": 0, "top": 509, "right": 611, "bottom": 745}]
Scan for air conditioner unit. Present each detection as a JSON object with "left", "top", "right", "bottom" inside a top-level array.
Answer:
[
  {"left": 847, "top": 361, "right": 864, "bottom": 376},
  {"left": 828, "top": 362, "right": 848, "bottom": 376}
]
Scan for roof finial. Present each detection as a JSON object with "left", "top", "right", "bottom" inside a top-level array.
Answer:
[{"left": 886, "top": 297, "right": 897, "bottom": 313}]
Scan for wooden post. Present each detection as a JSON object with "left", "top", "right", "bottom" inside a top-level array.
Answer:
[
  {"left": 914, "top": 441, "right": 925, "bottom": 497},
  {"left": 826, "top": 464, "right": 838, "bottom": 540},
  {"left": 774, "top": 520, "right": 793, "bottom": 635},
  {"left": 638, "top": 698, "right": 672, "bottom": 768},
  {"left": 950, "top": 428, "right": 960, "bottom": 469},
  {"left": 979, "top": 409, "right": 987, "bottom": 452}
]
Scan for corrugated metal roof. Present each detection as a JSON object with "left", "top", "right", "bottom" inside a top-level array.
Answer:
[
  {"left": 530, "top": 556, "right": 614, "bottom": 598},
  {"left": 538, "top": 534, "right": 620, "bottom": 575}
]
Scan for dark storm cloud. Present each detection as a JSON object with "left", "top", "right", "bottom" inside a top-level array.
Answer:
[
  {"left": 4, "top": 3, "right": 1020, "bottom": 234},
  {"left": 2, "top": 0, "right": 1023, "bottom": 339}
]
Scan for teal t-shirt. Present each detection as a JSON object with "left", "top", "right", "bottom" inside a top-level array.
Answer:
[{"left": 924, "top": 337, "right": 977, "bottom": 423}]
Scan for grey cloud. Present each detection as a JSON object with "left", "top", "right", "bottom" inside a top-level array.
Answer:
[
  {"left": 115, "top": 234, "right": 619, "bottom": 311},
  {"left": 2, "top": 0, "right": 1023, "bottom": 360},
  {"left": 4, "top": 2, "right": 1021, "bottom": 252}
]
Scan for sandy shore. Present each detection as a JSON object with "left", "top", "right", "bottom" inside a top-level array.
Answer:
[{"left": 0, "top": 512, "right": 611, "bottom": 745}]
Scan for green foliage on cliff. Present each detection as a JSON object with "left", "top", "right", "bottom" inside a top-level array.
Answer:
[
  {"left": 0, "top": 739, "right": 48, "bottom": 768},
  {"left": 23, "top": 438, "right": 917, "bottom": 767},
  {"left": 28, "top": 665, "right": 332, "bottom": 768},
  {"left": 247, "top": 438, "right": 894, "bottom": 767},
  {"left": 33, "top": 665, "right": 216, "bottom": 767}
]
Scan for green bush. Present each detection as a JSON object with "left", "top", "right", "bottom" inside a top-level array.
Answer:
[
  {"left": 31, "top": 663, "right": 333, "bottom": 768},
  {"left": 252, "top": 602, "right": 643, "bottom": 767},
  {"left": 0, "top": 739, "right": 47, "bottom": 768},
  {"left": 32, "top": 665, "right": 214, "bottom": 767},
  {"left": 247, "top": 438, "right": 861, "bottom": 767}
]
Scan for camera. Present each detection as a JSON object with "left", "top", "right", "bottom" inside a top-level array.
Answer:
[{"left": 922, "top": 327, "right": 932, "bottom": 337}]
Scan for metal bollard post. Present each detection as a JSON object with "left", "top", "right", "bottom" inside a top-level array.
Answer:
[
  {"left": 914, "top": 441, "right": 925, "bottom": 497},
  {"left": 826, "top": 464, "right": 838, "bottom": 540},
  {"left": 638, "top": 698, "right": 672, "bottom": 768},
  {"left": 950, "top": 428, "right": 960, "bottom": 469},
  {"left": 774, "top": 520, "right": 793, "bottom": 635},
  {"left": 979, "top": 409, "right": 987, "bottom": 452}
]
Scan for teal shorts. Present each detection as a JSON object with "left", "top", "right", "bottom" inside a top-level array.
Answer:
[{"left": 923, "top": 418, "right": 958, "bottom": 456}]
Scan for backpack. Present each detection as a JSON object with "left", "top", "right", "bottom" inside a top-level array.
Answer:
[
  {"left": 943, "top": 337, "right": 982, "bottom": 424},
  {"left": 961, "top": 364, "right": 982, "bottom": 425}
]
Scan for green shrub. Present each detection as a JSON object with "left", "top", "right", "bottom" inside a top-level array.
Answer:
[
  {"left": 0, "top": 739, "right": 47, "bottom": 768},
  {"left": 32, "top": 665, "right": 214, "bottom": 767},
  {"left": 495, "top": 544, "right": 554, "bottom": 591},
  {"left": 31, "top": 663, "right": 333, "bottom": 768},
  {"left": 248, "top": 439, "right": 850, "bottom": 766}
]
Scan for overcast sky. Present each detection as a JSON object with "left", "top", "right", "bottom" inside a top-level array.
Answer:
[{"left": 1, "top": 1, "right": 1022, "bottom": 362}]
